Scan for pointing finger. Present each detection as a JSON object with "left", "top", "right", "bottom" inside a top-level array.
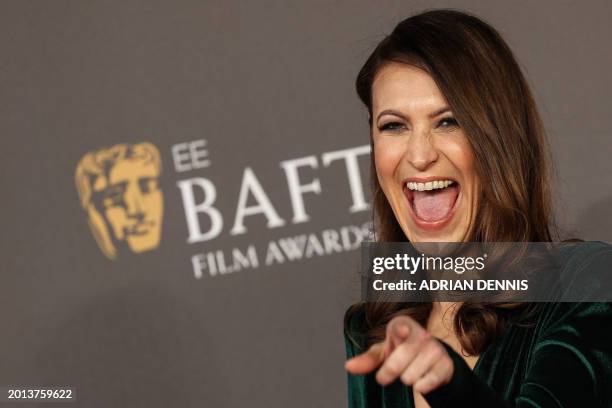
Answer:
[{"left": 386, "top": 317, "right": 412, "bottom": 349}]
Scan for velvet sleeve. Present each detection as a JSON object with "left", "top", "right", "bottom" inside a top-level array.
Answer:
[
  {"left": 426, "top": 302, "right": 612, "bottom": 408},
  {"left": 344, "top": 307, "right": 383, "bottom": 408}
]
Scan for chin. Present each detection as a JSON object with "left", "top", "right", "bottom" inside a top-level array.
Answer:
[{"left": 403, "top": 227, "right": 466, "bottom": 243}]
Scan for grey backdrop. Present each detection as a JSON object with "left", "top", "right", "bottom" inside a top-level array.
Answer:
[{"left": 2, "top": 1, "right": 612, "bottom": 407}]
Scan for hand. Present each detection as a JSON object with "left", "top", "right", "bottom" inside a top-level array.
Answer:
[{"left": 344, "top": 315, "right": 454, "bottom": 395}]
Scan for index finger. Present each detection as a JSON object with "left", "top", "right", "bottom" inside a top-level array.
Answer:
[{"left": 386, "top": 316, "right": 413, "bottom": 349}]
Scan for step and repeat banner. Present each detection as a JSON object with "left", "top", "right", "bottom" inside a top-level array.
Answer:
[{"left": 2, "top": 1, "right": 611, "bottom": 407}]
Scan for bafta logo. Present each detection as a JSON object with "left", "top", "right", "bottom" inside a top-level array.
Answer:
[{"left": 75, "top": 142, "right": 164, "bottom": 259}]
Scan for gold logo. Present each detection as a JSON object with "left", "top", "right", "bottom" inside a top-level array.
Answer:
[{"left": 75, "top": 142, "right": 164, "bottom": 259}]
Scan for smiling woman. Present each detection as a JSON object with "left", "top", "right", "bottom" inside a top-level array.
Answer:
[
  {"left": 371, "top": 63, "right": 478, "bottom": 242},
  {"left": 344, "top": 9, "right": 612, "bottom": 408}
]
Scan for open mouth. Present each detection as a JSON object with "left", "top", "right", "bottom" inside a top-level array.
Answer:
[{"left": 402, "top": 178, "right": 460, "bottom": 230}]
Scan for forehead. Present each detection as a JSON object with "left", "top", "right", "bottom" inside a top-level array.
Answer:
[
  {"left": 371, "top": 62, "right": 448, "bottom": 115},
  {"left": 108, "top": 159, "right": 158, "bottom": 183}
]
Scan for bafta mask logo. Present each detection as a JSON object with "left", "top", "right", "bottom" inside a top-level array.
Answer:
[{"left": 75, "top": 142, "right": 164, "bottom": 259}]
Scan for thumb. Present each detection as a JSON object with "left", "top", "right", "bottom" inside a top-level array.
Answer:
[{"left": 345, "top": 342, "right": 385, "bottom": 375}]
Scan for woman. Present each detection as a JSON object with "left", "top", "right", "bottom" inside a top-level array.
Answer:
[{"left": 343, "top": 9, "right": 612, "bottom": 408}]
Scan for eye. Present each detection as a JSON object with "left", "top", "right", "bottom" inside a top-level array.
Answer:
[
  {"left": 378, "top": 121, "right": 407, "bottom": 132},
  {"left": 437, "top": 117, "right": 459, "bottom": 129},
  {"left": 102, "top": 183, "right": 127, "bottom": 208},
  {"left": 103, "top": 191, "right": 124, "bottom": 208},
  {"left": 139, "top": 177, "right": 158, "bottom": 194}
]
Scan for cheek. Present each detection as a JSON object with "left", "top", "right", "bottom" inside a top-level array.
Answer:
[
  {"left": 105, "top": 208, "right": 127, "bottom": 228},
  {"left": 436, "top": 135, "right": 479, "bottom": 224},
  {"left": 144, "top": 192, "right": 163, "bottom": 219},
  {"left": 373, "top": 139, "right": 404, "bottom": 189},
  {"left": 457, "top": 143, "right": 476, "bottom": 176},
  {"left": 437, "top": 135, "right": 476, "bottom": 180}
]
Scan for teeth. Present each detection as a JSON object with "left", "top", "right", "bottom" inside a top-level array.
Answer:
[{"left": 406, "top": 179, "right": 455, "bottom": 191}]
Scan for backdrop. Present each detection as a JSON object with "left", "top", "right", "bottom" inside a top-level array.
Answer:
[{"left": 2, "top": 1, "right": 611, "bottom": 407}]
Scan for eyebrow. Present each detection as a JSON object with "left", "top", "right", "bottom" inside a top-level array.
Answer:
[{"left": 376, "top": 106, "right": 452, "bottom": 122}]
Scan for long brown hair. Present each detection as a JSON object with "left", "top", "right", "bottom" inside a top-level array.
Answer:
[{"left": 348, "top": 9, "right": 556, "bottom": 355}]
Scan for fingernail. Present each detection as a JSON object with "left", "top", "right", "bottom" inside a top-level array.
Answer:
[{"left": 398, "top": 324, "right": 409, "bottom": 337}]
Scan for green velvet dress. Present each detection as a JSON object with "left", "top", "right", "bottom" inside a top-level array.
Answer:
[{"left": 344, "top": 244, "right": 612, "bottom": 407}]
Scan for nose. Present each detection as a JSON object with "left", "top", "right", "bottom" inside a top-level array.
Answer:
[
  {"left": 124, "top": 184, "right": 145, "bottom": 220},
  {"left": 403, "top": 129, "right": 439, "bottom": 171}
]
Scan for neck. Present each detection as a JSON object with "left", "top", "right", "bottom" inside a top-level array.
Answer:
[
  {"left": 427, "top": 302, "right": 461, "bottom": 337},
  {"left": 431, "top": 301, "right": 461, "bottom": 316}
]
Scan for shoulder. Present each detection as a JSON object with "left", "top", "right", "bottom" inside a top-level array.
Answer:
[
  {"left": 532, "top": 301, "right": 612, "bottom": 353},
  {"left": 552, "top": 241, "right": 612, "bottom": 301},
  {"left": 526, "top": 302, "right": 612, "bottom": 402},
  {"left": 559, "top": 240, "right": 612, "bottom": 272},
  {"left": 536, "top": 301, "right": 612, "bottom": 327}
]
